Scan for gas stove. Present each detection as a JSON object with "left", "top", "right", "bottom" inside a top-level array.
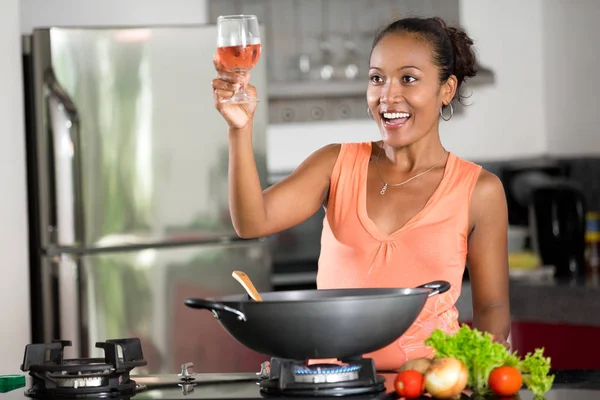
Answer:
[
  {"left": 8, "top": 338, "right": 390, "bottom": 399},
  {"left": 19, "top": 338, "right": 147, "bottom": 398},
  {"left": 257, "top": 357, "right": 385, "bottom": 397},
  {"left": 3, "top": 338, "right": 600, "bottom": 400}
]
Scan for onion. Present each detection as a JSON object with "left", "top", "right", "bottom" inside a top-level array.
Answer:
[
  {"left": 399, "top": 358, "right": 433, "bottom": 375},
  {"left": 424, "top": 358, "right": 469, "bottom": 399}
]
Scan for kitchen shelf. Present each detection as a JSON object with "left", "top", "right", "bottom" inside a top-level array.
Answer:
[
  {"left": 465, "top": 67, "right": 495, "bottom": 87},
  {"left": 268, "top": 80, "right": 367, "bottom": 100}
]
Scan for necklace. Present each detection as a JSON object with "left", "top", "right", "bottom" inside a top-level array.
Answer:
[{"left": 375, "top": 146, "right": 448, "bottom": 195}]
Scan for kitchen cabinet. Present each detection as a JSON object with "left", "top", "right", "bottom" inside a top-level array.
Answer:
[{"left": 510, "top": 321, "right": 600, "bottom": 370}]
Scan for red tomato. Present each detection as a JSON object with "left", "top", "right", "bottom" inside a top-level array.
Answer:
[
  {"left": 488, "top": 366, "right": 523, "bottom": 396},
  {"left": 394, "top": 370, "right": 425, "bottom": 399}
]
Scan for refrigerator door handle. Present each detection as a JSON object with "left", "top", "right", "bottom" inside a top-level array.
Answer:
[{"left": 44, "top": 68, "right": 85, "bottom": 248}]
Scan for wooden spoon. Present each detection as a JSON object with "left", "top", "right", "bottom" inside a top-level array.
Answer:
[{"left": 232, "top": 270, "right": 263, "bottom": 301}]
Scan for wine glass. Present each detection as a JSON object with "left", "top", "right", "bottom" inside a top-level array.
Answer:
[{"left": 216, "top": 15, "right": 261, "bottom": 104}]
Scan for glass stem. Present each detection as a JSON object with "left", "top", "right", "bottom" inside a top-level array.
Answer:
[{"left": 236, "top": 70, "right": 248, "bottom": 96}]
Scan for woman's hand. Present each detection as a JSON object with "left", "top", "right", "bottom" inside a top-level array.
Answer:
[
  {"left": 212, "top": 53, "right": 257, "bottom": 131},
  {"left": 491, "top": 333, "right": 511, "bottom": 350}
]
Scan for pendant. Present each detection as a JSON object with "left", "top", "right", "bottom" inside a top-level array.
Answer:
[{"left": 380, "top": 183, "right": 388, "bottom": 195}]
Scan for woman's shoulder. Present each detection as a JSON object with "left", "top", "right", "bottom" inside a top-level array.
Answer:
[
  {"left": 450, "top": 153, "right": 483, "bottom": 173},
  {"left": 326, "top": 141, "right": 373, "bottom": 153},
  {"left": 311, "top": 141, "right": 372, "bottom": 166},
  {"left": 449, "top": 154, "right": 504, "bottom": 204},
  {"left": 448, "top": 155, "right": 507, "bottom": 231},
  {"left": 472, "top": 168, "right": 506, "bottom": 204},
  {"left": 450, "top": 154, "right": 503, "bottom": 196},
  {"left": 467, "top": 164, "right": 507, "bottom": 223}
]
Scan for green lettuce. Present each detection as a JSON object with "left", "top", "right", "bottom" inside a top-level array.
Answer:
[{"left": 518, "top": 348, "right": 555, "bottom": 398}]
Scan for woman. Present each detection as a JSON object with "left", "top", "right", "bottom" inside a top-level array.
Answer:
[{"left": 212, "top": 16, "right": 511, "bottom": 370}]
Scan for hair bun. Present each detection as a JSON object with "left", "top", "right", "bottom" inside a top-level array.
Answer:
[{"left": 443, "top": 23, "right": 478, "bottom": 86}]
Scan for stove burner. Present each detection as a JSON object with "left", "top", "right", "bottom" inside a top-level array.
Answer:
[
  {"left": 20, "top": 338, "right": 148, "bottom": 398},
  {"left": 259, "top": 357, "right": 385, "bottom": 397},
  {"left": 294, "top": 364, "right": 361, "bottom": 384}
]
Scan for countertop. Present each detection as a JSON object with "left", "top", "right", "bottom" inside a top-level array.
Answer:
[
  {"left": 102, "top": 369, "right": 600, "bottom": 399},
  {"left": 456, "top": 275, "right": 600, "bottom": 326},
  {"left": 4, "top": 369, "right": 600, "bottom": 400}
]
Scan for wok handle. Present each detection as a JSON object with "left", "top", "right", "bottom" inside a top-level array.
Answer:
[
  {"left": 184, "top": 298, "right": 247, "bottom": 321},
  {"left": 417, "top": 281, "right": 451, "bottom": 297}
]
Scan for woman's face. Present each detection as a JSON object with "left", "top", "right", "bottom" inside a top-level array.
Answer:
[{"left": 367, "top": 32, "right": 456, "bottom": 149}]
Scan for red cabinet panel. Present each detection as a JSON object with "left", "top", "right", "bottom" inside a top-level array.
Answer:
[{"left": 462, "top": 321, "right": 600, "bottom": 369}]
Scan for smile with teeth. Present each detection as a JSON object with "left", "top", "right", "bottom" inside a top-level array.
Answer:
[{"left": 382, "top": 112, "right": 410, "bottom": 120}]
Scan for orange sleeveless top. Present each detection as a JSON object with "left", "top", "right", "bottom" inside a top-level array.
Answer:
[{"left": 316, "top": 142, "right": 482, "bottom": 371}]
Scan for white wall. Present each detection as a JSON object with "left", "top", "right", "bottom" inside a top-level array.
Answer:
[
  {"left": 0, "top": 0, "right": 31, "bottom": 374},
  {"left": 267, "top": 0, "right": 547, "bottom": 172},
  {"left": 441, "top": 0, "right": 546, "bottom": 161},
  {"left": 20, "top": 0, "right": 209, "bottom": 33},
  {"left": 543, "top": 0, "right": 600, "bottom": 157}
]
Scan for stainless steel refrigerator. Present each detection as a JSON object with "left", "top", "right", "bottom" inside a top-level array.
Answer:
[{"left": 21, "top": 24, "right": 272, "bottom": 374}]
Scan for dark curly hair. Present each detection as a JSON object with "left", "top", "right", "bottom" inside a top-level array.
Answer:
[{"left": 371, "top": 17, "right": 478, "bottom": 106}]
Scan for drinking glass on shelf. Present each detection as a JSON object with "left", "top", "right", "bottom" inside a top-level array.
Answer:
[{"left": 216, "top": 14, "right": 261, "bottom": 104}]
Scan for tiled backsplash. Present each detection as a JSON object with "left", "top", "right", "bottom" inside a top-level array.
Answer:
[{"left": 563, "top": 157, "right": 600, "bottom": 211}]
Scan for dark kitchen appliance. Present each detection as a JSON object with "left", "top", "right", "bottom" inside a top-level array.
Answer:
[
  {"left": 10, "top": 338, "right": 600, "bottom": 400},
  {"left": 500, "top": 161, "right": 570, "bottom": 226},
  {"left": 184, "top": 281, "right": 450, "bottom": 360},
  {"left": 529, "top": 185, "right": 587, "bottom": 280},
  {"left": 500, "top": 162, "right": 587, "bottom": 279}
]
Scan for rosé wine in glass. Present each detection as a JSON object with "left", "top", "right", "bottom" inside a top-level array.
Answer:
[
  {"left": 217, "top": 43, "right": 261, "bottom": 72},
  {"left": 216, "top": 15, "right": 261, "bottom": 104}
]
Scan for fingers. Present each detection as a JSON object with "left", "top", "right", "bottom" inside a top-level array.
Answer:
[
  {"left": 211, "top": 74, "right": 241, "bottom": 105},
  {"left": 211, "top": 73, "right": 255, "bottom": 104},
  {"left": 212, "top": 78, "right": 241, "bottom": 93},
  {"left": 491, "top": 334, "right": 511, "bottom": 350},
  {"left": 213, "top": 88, "right": 232, "bottom": 106},
  {"left": 212, "top": 78, "right": 245, "bottom": 105},
  {"left": 212, "top": 70, "right": 246, "bottom": 103},
  {"left": 213, "top": 52, "right": 247, "bottom": 82},
  {"left": 244, "top": 82, "right": 257, "bottom": 96}
]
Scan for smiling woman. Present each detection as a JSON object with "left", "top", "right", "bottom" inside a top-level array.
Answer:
[{"left": 211, "top": 16, "right": 511, "bottom": 371}]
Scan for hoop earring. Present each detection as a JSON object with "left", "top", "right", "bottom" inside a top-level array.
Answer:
[
  {"left": 440, "top": 103, "right": 453, "bottom": 121},
  {"left": 367, "top": 107, "right": 374, "bottom": 119}
]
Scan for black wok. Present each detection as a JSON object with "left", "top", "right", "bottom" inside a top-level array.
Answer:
[{"left": 184, "top": 280, "right": 450, "bottom": 361}]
